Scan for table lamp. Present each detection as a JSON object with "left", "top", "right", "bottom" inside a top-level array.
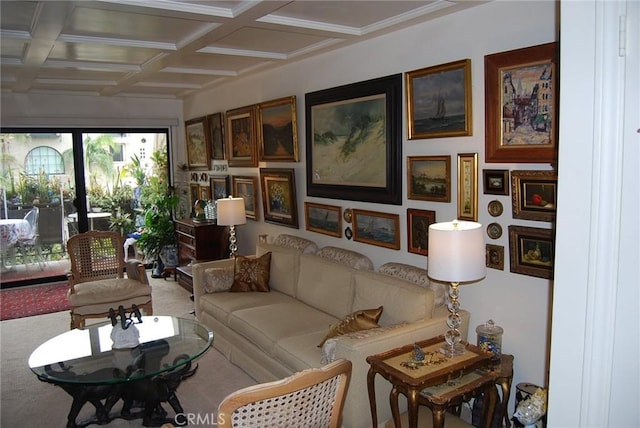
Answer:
[
  {"left": 428, "top": 220, "right": 486, "bottom": 357},
  {"left": 216, "top": 196, "right": 246, "bottom": 258}
]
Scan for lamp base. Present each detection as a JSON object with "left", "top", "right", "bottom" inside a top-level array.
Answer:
[{"left": 439, "top": 342, "right": 466, "bottom": 357}]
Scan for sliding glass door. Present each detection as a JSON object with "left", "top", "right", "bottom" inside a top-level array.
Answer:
[{"left": 0, "top": 128, "right": 169, "bottom": 286}]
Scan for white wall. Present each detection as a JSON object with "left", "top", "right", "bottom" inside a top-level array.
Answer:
[{"left": 183, "top": 0, "right": 557, "bottom": 415}]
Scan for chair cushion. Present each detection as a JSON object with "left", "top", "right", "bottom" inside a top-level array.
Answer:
[{"left": 67, "top": 278, "right": 152, "bottom": 307}]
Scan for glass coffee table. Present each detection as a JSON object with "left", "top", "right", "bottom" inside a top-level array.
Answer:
[{"left": 29, "top": 316, "right": 213, "bottom": 428}]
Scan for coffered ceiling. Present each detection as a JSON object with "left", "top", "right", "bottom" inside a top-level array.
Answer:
[{"left": 1, "top": 1, "right": 486, "bottom": 99}]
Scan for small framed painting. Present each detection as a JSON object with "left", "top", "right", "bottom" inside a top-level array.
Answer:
[
  {"left": 483, "top": 169, "right": 509, "bottom": 195},
  {"left": 406, "top": 59, "right": 472, "bottom": 139},
  {"left": 259, "top": 168, "right": 298, "bottom": 228},
  {"left": 209, "top": 176, "right": 230, "bottom": 200},
  {"left": 258, "top": 96, "right": 299, "bottom": 162},
  {"left": 304, "top": 202, "right": 342, "bottom": 238},
  {"left": 199, "top": 185, "right": 212, "bottom": 201},
  {"left": 207, "top": 112, "right": 225, "bottom": 160},
  {"left": 352, "top": 209, "right": 400, "bottom": 250},
  {"left": 407, "top": 155, "right": 451, "bottom": 202},
  {"left": 511, "top": 170, "right": 557, "bottom": 222},
  {"left": 486, "top": 244, "right": 505, "bottom": 271},
  {"left": 457, "top": 153, "right": 478, "bottom": 221},
  {"left": 185, "top": 116, "right": 211, "bottom": 169},
  {"left": 226, "top": 105, "right": 258, "bottom": 167},
  {"left": 407, "top": 208, "right": 436, "bottom": 256},
  {"left": 509, "top": 225, "right": 555, "bottom": 279},
  {"left": 232, "top": 176, "right": 258, "bottom": 220},
  {"left": 189, "top": 183, "right": 200, "bottom": 208}
]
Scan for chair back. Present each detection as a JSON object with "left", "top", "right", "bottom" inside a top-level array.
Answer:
[
  {"left": 217, "top": 359, "right": 352, "bottom": 428},
  {"left": 67, "top": 230, "right": 125, "bottom": 283},
  {"left": 22, "top": 206, "right": 39, "bottom": 240}
]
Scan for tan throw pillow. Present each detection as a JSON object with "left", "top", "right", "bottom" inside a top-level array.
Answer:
[
  {"left": 203, "top": 266, "right": 235, "bottom": 293},
  {"left": 230, "top": 252, "right": 272, "bottom": 292},
  {"left": 318, "top": 306, "right": 383, "bottom": 347}
]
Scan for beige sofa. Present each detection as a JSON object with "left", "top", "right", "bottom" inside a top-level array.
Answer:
[{"left": 192, "top": 234, "right": 470, "bottom": 428}]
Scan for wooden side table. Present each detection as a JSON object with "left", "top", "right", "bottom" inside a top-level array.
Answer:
[{"left": 367, "top": 336, "right": 511, "bottom": 428}]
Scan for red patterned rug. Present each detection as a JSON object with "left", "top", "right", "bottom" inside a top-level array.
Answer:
[{"left": 0, "top": 282, "right": 70, "bottom": 321}]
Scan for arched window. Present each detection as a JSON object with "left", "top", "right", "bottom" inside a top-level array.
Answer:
[{"left": 24, "top": 146, "right": 64, "bottom": 175}]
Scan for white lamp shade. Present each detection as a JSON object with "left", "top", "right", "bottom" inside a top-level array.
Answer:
[
  {"left": 216, "top": 197, "right": 246, "bottom": 226},
  {"left": 427, "top": 220, "right": 486, "bottom": 283}
]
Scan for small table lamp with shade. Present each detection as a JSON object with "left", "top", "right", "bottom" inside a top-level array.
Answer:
[
  {"left": 216, "top": 197, "right": 246, "bottom": 258},
  {"left": 428, "top": 220, "right": 486, "bottom": 357}
]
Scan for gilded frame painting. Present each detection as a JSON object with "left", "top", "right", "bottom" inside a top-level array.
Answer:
[
  {"left": 407, "top": 155, "right": 451, "bottom": 202},
  {"left": 209, "top": 176, "right": 230, "bottom": 201},
  {"left": 509, "top": 225, "right": 555, "bottom": 279},
  {"left": 226, "top": 105, "right": 258, "bottom": 167},
  {"left": 457, "top": 153, "right": 478, "bottom": 221},
  {"left": 258, "top": 96, "right": 299, "bottom": 162},
  {"left": 185, "top": 116, "right": 211, "bottom": 169},
  {"left": 352, "top": 209, "right": 400, "bottom": 250},
  {"left": 304, "top": 202, "right": 342, "bottom": 238},
  {"left": 232, "top": 175, "right": 258, "bottom": 220},
  {"left": 207, "top": 112, "right": 225, "bottom": 160},
  {"left": 511, "top": 170, "right": 557, "bottom": 221},
  {"left": 305, "top": 74, "right": 403, "bottom": 205},
  {"left": 189, "top": 183, "right": 200, "bottom": 212},
  {"left": 406, "top": 59, "right": 472, "bottom": 139},
  {"left": 486, "top": 244, "right": 505, "bottom": 271},
  {"left": 259, "top": 168, "right": 298, "bottom": 228},
  {"left": 483, "top": 169, "right": 510, "bottom": 195},
  {"left": 407, "top": 208, "right": 436, "bottom": 256},
  {"left": 485, "top": 42, "right": 559, "bottom": 163}
]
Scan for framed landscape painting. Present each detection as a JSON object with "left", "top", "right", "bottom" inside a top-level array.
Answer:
[
  {"left": 232, "top": 176, "right": 258, "bottom": 220},
  {"left": 352, "top": 209, "right": 400, "bottom": 250},
  {"left": 259, "top": 96, "right": 298, "bottom": 162},
  {"left": 407, "top": 155, "right": 451, "bottom": 202},
  {"left": 305, "top": 74, "right": 403, "bottom": 205},
  {"left": 226, "top": 105, "right": 258, "bottom": 167},
  {"left": 259, "top": 168, "right": 298, "bottom": 228},
  {"left": 406, "top": 59, "right": 472, "bottom": 139},
  {"left": 485, "top": 42, "right": 559, "bottom": 163},
  {"left": 185, "top": 116, "right": 211, "bottom": 169},
  {"left": 304, "top": 202, "right": 341, "bottom": 238}
]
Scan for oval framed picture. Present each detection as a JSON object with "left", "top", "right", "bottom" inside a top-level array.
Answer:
[
  {"left": 487, "top": 222, "right": 503, "bottom": 240},
  {"left": 488, "top": 200, "right": 503, "bottom": 217},
  {"left": 343, "top": 208, "right": 353, "bottom": 224}
]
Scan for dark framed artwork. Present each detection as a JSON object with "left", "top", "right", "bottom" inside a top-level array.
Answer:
[
  {"left": 199, "top": 185, "right": 212, "bottom": 201},
  {"left": 209, "top": 176, "right": 230, "bottom": 200},
  {"left": 508, "top": 225, "right": 555, "bottom": 279},
  {"left": 226, "top": 105, "right": 258, "bottom": 167},
  {"left": 406, "top": 59, "right": 472, "bottom": 139},
  {"left": 232, "top": 175, "right": 258, "bottom": 220},
  {"left": 207, "top": 112, "right": 225, "bottom": 160},
  {"left": 407, "top": 208, "right": 436, "bottom": 256},
  {"left": 457, "top": 153, "right": 478, "bottom": 221},
  {"left": 486, "top": 244, "right": 505, "bottom": 271},
  {"left": 189, "top": 183, "right": 200, "bottom": 211},
  {"left": 304, "top": 202, "right": 342, "bottom": 238},
  {"left": 305, "top": 74, "right": 403, "bottom": 205},
  {"left": 485, "top": 42, "right": 559, "bottom": 163},
  {"left": 259, "top": 168, "right": 298, "bottom": 228},
  {"left": 511, "top": 170, "right": 557, "bottom": 221},
  {"left": 483, "top": 169, "right": 509, "bottom": 195},
  {"left": 185, "top": 116, "right": 211, "bottom": 169},
  {"left": 352, "top": 209, "right": 400, "bottom": 250},
  {"left": 259, "top": 96, "right": 299, "bottom": 162},
  {"left": 407, "top": 155, "right": 451, "bottom": 202}
]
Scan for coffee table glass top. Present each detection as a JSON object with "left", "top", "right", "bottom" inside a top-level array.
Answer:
[{"left": 29, "top": 316, "right": 213, "bottom": 385}]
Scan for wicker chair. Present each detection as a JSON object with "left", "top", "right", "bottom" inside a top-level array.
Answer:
[
  {"left": 66, "top": 230, "right": 153, "bottom": 329},
  {"left": 217, "top": 359, "right": 352, "bottom": 428}
]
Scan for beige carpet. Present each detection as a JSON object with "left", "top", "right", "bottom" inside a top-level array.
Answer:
[{"left": 0, "top": 275, "right": 257, "bottom": 427}]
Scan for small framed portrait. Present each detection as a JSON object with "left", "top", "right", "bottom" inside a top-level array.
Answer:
[
  {"left": 486, "top": 244, "right": 505, "bottom": 270},
  {"left": 483, "top": 169, "right": 509, "bottom": 195},
  {"left": 209, "top": 176, "right": 230, "bottom": 200},
  {"left": 232, "top": 176, "right": 258, "bottom": 220},
  {"left": 226, "top": 105, "right": 258, "bottom": 167},
  {"left": 185, "top": 116, "right": 211, "bottom": 169},
  {"left": 407, "top": 155, "right": 451, "bottom": 202},
  {"left": 508, "top": 225, "right": 555, "bottom": 279},
  {"left": 352, "top": 209, "right": 400, "bottom": 250},
  {"left": 304, "top": 202, "right": 342, "bottom": 238},
  {"left": 511, "top": 170, "right": 557, "bottom": 221},
  {"left": 258, "top": 96, "right": 299, "bottom": 162},
  {"left": 407, "top": 208, "right": 436, "bottom": 256},
  {"left": 259, "top": 168, "right": 298, "bottom": 228}
]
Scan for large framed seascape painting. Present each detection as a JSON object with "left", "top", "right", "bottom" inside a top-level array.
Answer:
[
  {"left": 185, "top": 116, "right": 211, "bottom": 169},
  {"left": 226, "top": 105, "right": 258, "bottom": 167},
  {"left": 258, "top": 96, "right": 299, "bottom": 162},
  {"left": 259, "top": 168, "right": 299, "bottom": 228},
  {"left": 406, "top": 59, "right": 472, "bottom": 139},
  {"left": 305, "top": 74, "right": 403, "bottom": 205},
  {"left": 304, "top": 202, "right": 341, "bottom": 238},
  {"left": 485, "top": 42, "right": 559, "bottom": 163}
]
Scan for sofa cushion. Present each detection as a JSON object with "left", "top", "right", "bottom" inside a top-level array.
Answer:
[
  {"left": 230, "top": 252, "right": 271, "bottom": 292},
  {"left": 316, "top": 246, "right": 374, "bottom": 270},
  {"left": 274, "top": 332, "right": 329, "bottom": 372},
  {"left": 198, "top": 290, "right": 296, "bottom": 325},
  {"left": 378, "top": 262, "right": 447, "bottom": 307},
  {"left": 256, "top": 243, "right": 301, "bottom": 297},
  {"left": 352, "top": 270, "right": 434, "bottom": 326},
  {"left": 203, "top": 266, "right": 235, "bottom": 293},
  {"left": 318, "top": 306, "right": 383, "bottom": 347},
  {"left": 272, "top": 234, "right": 318, "bottom": 254},
  {"left": 228, "top": 302, "right": 338, "bottom": 354},
  {"left": 296, "top": 254, "right": 355, "bottom": 319}
]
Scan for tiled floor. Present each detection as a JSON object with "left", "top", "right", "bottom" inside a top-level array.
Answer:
[{"left": 0, "top": 259, "right": 70, "bottom": 286}]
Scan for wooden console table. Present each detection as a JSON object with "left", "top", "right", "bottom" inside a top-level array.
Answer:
[
  {"left": 367, "top": 336, "right": 512, "bottom": 428},
  {"left": 174, "top": 218, "right": 229, "bottom": 292}
]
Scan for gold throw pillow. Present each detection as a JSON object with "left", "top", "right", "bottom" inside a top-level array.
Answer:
[
  {"left": 318, "top": 306, "right": 383, "bottom": 347},
  {"left": 230, "top": 252, "right": 272, "bottom": 292}
]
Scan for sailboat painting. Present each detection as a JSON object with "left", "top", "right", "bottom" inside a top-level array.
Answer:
[
  {"left": 352, "top": 209, "right": 400, "bottom": 250},
  {"left": 406, "top": 59, "right": 472, "bottom": 139},
  {"left": 304, "top": 202, "right": 341, "bottom": 238}
]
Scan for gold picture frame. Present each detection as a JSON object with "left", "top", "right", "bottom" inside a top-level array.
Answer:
[
  {"left": 407, "top": 155, "right": 451, "bottom": 202},
  {"left": 232, "top": 175, "right": 258, "bottom": 220},
  {"left": 258, "top": 96, "right": 299, "bottom": 162},
  {"left": 457, "top": 153, "right": 478, "bottom": 221},
  {"left": 486, "top": 244, "right": 505, "bottom": 270},
  {"left": 304, "top": 202, "right": 342, "bottom": 238},
  {"left": 352, "top": 209, "right": 400, "bottom": 250},
  {"left": 509, "top": 225, "right": 555, "bottom": 279},
  {"left": 185, "top": 116, "right": 211, "bottom": 169},
  {"left": 511, "top": 170, "right": 557, "bottom": 222},
  {"left": 259, "top": 168, "right": 298, "bottom": 228},
  {"left": 226, "top": 105, "right": 258, "bottom": 167}
]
